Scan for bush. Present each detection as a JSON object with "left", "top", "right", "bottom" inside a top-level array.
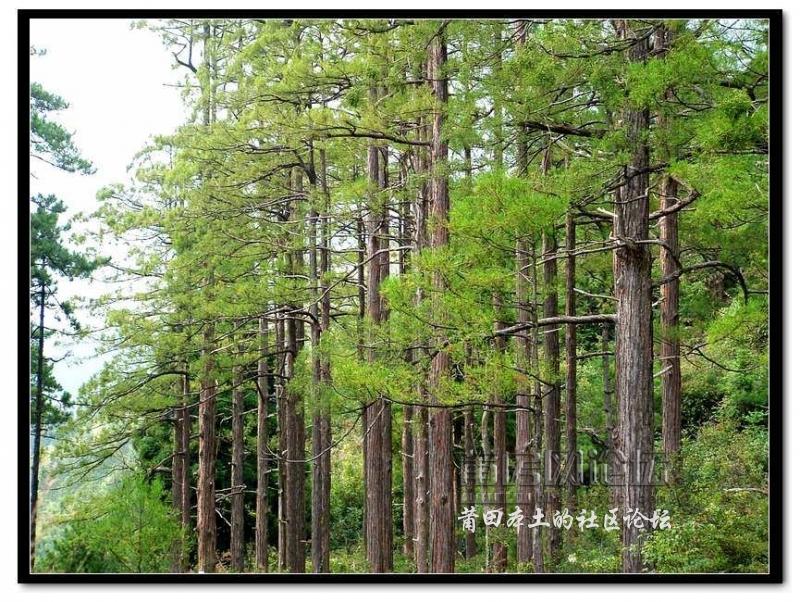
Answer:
[
  {"left": 37, "top": 473, "right": 185, "bottom": 573},
  {"left": 644, "top": 421, "right": 768, "bottom": 573}
]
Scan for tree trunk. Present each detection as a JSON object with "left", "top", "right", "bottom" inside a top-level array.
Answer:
[
  {"left": 542, "top": 227, "right": 562, "bottom": 564},
  {"left": 453, "top": 413, "right": 463, "bottom": 545},
  {"left": 414, "top": 405, "right": 430, "bottom": 573},
  {"left": 399, "top": 184, "right": 416, "bottom": 559},
  {"left": 284, "top": 167, "right": 307, "bottom": 573},
  {"left": 402, "top": 405, "right": 415, "bottom": 558},
  {"left": 659, "top": 175, "right": 681, "bottom": 481},
  {"left": 30, "top": 283, "right": 46, "bottom": 570},
  {"left": 364, "top": 93, "right": 393, "bottom": 571},
  {"left": 491, "top": 293, "right": 508, "bottom": 572},
  {"left": 276, "top": 315, "right": 287, "bottom": 570},
  {"left": 427, "top": 26, "right": 455, "bottom": 574},
  {"left": 407, "top": 93, "right": 433, "bottom": 573},
  {"left": 180, "top": 375, "right": 192, "bottom": 569},
  {"left": 356, "top": 214, "right": 369, "bottom": 545},
  {"left": 614, "top": 19, "right": 655, "bottom": 574},
  {"left": 512, "top": 29, "right": 534, "bottom": 564},
  {"left": 565, "top": 213, "right": 578, "bottom": 512},
  {"left": 284, "top": 312, "right": 306, "bottom": 572},
  {"left": 602, "top": 323, "right": 624, "bottom": 512},
  {"left": 197, "top": 320, "right": 218, "bottom": 573},
  {"left": 656, "top": 25, "right": 681, "bottom": 484},
  {"left": 171, "top": 377, "right": 186, "bottom": 573},
  {"left": 529, "top": 244, "right": 545, "bottom": 573},
  {"left": 312, "top": 147, "right": 332, "bottom": 573},
  {"left": 196, "top": 24, "right": 217, "bottom": 574},
  {"left": 255, "top": 316, "right": 270, "bottom": 572},
  {"left": 230, "top": 326, "right": 245, "bottom": 572},
  {"left": 463, "top": 407, "right": 477, "bottom": 559},
  {"left": 515, "top": 238, "right": 534, "bottom": 568}
]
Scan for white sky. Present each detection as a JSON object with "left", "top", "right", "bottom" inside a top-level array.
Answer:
[{"left": 29, "top": 19, "right": 187, "bottom": 395}]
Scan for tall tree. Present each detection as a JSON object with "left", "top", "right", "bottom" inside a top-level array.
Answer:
[
  {"left": 427, "top": 23, "right": 455, "bottom": 573},
  {"left": 613, "top": 19, "right": 655, "bottom": 574},
  {"left": 29, "top": 78, "right": 100, "bottom": 568},
  {"left": 364, "top": 85, "right": 393, "bottom": 572}
]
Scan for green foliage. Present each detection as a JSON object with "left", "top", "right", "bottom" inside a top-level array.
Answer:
[
  {"left": 37, "top": 474, "right": 185, "bottom": 573},
  {"left": 30, "top": 82, "right": 94, "bottom": 174},
  {"left": 645, "top": 422, "right": 768, "bottom": 573},
  {"left": 35, "top": 17, "right": 770, "bottom": 575}
]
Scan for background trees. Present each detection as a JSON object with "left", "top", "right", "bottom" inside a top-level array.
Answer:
[
  {"left": 29, "top": 77, "right": 104, "bottom": 568},
  {"left": 32, "top": 17, "right": 771, "bottom": 575}
]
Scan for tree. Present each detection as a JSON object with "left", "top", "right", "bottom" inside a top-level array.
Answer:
[{"left": 29, "top": 77, "right": 102, "bottom": 568}]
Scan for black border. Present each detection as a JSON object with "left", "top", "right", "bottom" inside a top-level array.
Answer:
[{"left": 18, "top": 8, "right": 783, "bottom": 584}]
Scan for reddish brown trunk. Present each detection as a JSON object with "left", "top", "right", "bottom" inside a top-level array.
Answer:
[
  {"left": 427, "top": 26, "right": 455, "bottom": 574},
  {"left": 491, "top": 293, "right": 508, "bottom": 572},
  {"left": 602, "top": 323, "right": 624, "bottom": 513},
  {"left": 614, "top": 20, "right": 655, "bottom": 574},
  {"left": 197, "top": 322, "right": 217, "bottom": 573},
  {"left": 542, "top": 228, "right": 562, "bottom": 563},
  {"left": 180, "top": 374, "right": 192, "bottom": 542},
  {"left": 565, "top": 214, "right": 578, "bottom": 512},
  {"left": 312, "top": 149, "right": 332, "bottom": 573},
  {"left": 171, "top": 376, "right": 186, "bottom": 573},
  {"left": 255, "top": 316, "right": 270, "bottom": 572},
  {"left": 463, "top": 407, "right": 477, "bottom": 559},
  {"left": 515, "top": 238, "right": 534, "bottom": 567},
  {"left": 284, "top": 313, "right": 306, "bottom": 573},
  {"left": 660, "top": 175, "right": 681, "bottom": 480},
  {"left": 412, "top": 98, "right": 432, "bottom": 574},
  {"left": 402, "top": 404, "right": 415, "bottom": 558},
  {"left": 230, "top": 330, "right": 245, "bottom": 572},
  {"left": 414, "top": 405, "right": 430, "bottom": 572},
  {"left": 276, "top": 315, "right": 287, "bottom": 570},
  {"left": 397, "top": 159, "right": 416, "bottom": 560},
  {"left": 283, "top": 169, "right": 307, "bottom": 573},
  {"left": 364, "top": 95, "right": 393, "bottom": 571},
  {"left": 512, "top": 27, "right": 534, "bottom": 564},
  {"left": 529, "top": 244, "right": 545, "bottom": 573}
]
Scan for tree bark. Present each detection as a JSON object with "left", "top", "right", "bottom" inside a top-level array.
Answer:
[
  {"left": 196, "top": 23, "right": 217, "bottom": 574},
  {"left": 463, "top": 407, "right": 477, "bottom": 559},
  {"left": 491, "top": 293, "right": 508, "bottom": 572},
  {"left": 30, "top": 283, "right": 46, "bottom": 570},
  {"left": 171, "top": 379, "right": 186, "bottom": 573},
  {"left": 512, "top": 27, "right": 534, "bottom": 564},
  {"left": 180, "top": 375, "right": 192, "bottom": 567},
  {"left": 414, "top": 404, "right": 430, "bottom": 573},
  {"left": 529, "top": 244, "right": 545, "bottom": 573},
  {"left": 659, "top": 175, "right": 681, "bottom": 482},
  {"left": 364, "top": 89, "right": 394, "bottom": 571},
  {"left": 283, "top": 168, "right": 307, "bottom": 573},
  {"left": 230, "top": 326, "right": 245, "bottom": 573},
  {"left": 614, "top": 20, "right": 655, "bottom": 574},
  {"left": 427, "top": 25, "right": 455, "bottom": 574},
  {"left": 515, "top": 238, "right": 534, "bottom": 568},
  {"left": 284, "top": 312, "right": 305, "bottom": 573},
  {"left": 602, "top": 323, "right": 624, "bottom": 512},
  {"left": 197, "top": 320, "right": 218, "bottom": 573},
  {"left": 311, "top": 147, "right": 332, "bottom": 573},
  {"left": 565, "top": 213, "right": 578, "bottom": 512},
  {"left": 255, "top": 316, "right": 270, "bottom": 572},
  {"left": 413, "top": 117, "right": 431, "bottom": 573},
  {"left": 276, "top": 314, "right": 287, "bottom": 571},
  {"left": 655, "top": 24, "right": 682, "bottom": 484},
  {"left": 399, "top": 170, "right": 416, "bottom": 559},
  {"left": 542, "top": 227, "right": 562, "bottom": 564}
]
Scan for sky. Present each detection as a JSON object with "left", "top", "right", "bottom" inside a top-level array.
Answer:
[{"left": 30, "top": 19, "right": 187, "bottom": 395}]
